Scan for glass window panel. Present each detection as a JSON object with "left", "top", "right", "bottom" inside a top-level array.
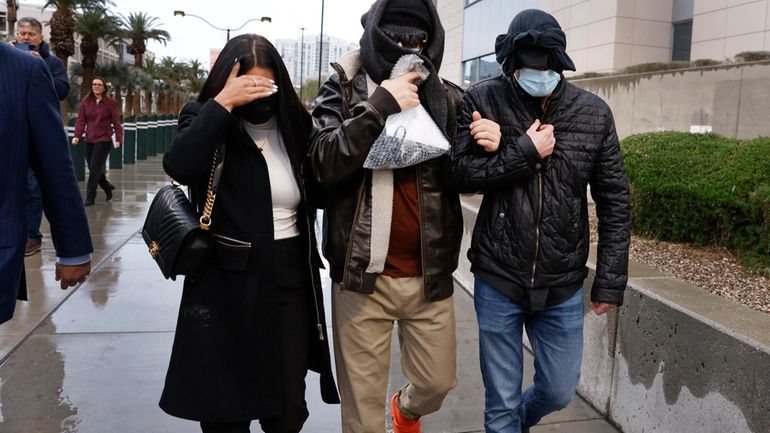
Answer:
[
  {"left": 462, "top": 60, "right": 477, "bottom": 88},
  {"left": 672, "top": 20, "right": 692, "bottom": 62},
  {"left": 478, "top": 53, "right": 501, "bottom": 82}
]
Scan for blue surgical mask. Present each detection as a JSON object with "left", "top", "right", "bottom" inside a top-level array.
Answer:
[{"left": 515, "top": 68, "right": 561, "bottom": 97}]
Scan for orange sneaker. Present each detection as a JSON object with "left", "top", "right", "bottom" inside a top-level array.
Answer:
[{"left": 391, "top": 392, "right": 421, "bottom": 433}]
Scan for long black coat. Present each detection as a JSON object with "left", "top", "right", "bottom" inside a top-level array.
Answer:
[{"left": 159, "top": 99, "right": 339, "bottom": 422}]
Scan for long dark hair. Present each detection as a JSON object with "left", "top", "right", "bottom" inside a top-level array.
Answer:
[{"left": 198, "top": 34, "right": 311, "bottom": 171}]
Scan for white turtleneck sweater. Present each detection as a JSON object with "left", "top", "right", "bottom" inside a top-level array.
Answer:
[{"left": 242, "top": 116, "right": 301, "bottom": 240}]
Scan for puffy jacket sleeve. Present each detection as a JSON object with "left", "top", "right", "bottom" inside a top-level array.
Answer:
[
  {"left": 446, "top": 85, "right": 541, "bottom": 193},
  {"left": 589, "top": 115, "right": 631, "bottom": 305},
  {"left": 163, "top": 99, "right": 238, "bottom": 185},
  {"left": 308, "top": 74, "right": 400, "bottom": 185}
]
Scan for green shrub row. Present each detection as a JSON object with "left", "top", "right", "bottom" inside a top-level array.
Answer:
[{"left": 620, "top": 132, "right": 770, "bottom": 267}]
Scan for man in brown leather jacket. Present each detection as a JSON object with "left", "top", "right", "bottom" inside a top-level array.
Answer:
[{"left": 308, "top": 0, "right": 463, "bottom": 432}]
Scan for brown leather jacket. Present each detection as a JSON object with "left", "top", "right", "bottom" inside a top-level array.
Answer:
[{"left": 308, "top": 51, "right": 464, "bottom": 302}]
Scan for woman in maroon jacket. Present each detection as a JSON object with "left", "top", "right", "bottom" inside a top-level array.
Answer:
[{"left": 72, "top": 76, "right": 123, "bottom": 206}]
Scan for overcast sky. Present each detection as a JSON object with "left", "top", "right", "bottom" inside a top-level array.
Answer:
[{"left": 29, "top": 0, "right": 376, "bottom": 67}]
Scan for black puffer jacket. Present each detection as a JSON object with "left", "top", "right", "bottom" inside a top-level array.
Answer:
[{"left": 447, "top": 75, "right": 630, "bottom": 309}]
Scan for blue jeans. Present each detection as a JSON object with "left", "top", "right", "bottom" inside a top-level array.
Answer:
[
  {"left": 27, "top": 168, "right": 43, "bottom": 241},
  {"left": 474, "top": 277, "right": 584, "bottom": 433}
]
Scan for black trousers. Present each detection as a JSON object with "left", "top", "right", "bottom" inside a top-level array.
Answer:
[
  {"left": 200, "top": 236, "right": 311, "bottom": 433},
  {"left": 85, "top": 141, "right": 113, "bottom": 201}
]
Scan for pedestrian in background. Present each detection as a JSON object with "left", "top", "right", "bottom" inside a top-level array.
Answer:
[
  {"left": 72, "top": 77, "right": 122, "bottom": 206},
  {"left": 159, "top": 34, "right": 338, "bottom": 433},
  {"left": 447, "top": 9, "right": 630, "bottom": 433},
  {"left": 11, "top": 17, "right": 70, "bottom": 256},
  {"left": 309, "top": 0, "right": 464, "bottom": 432},
  {"left": 0, "top": 41, "right": 92, "bottom": 325}
]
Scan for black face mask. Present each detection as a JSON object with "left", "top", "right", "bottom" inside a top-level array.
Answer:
[{"left": 234, "top": 97, "right": 274, "bottom": 125}]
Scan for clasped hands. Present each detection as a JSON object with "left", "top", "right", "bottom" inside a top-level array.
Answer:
[{"left": 470, "top": 112, "right": 554, "bottom": 159}]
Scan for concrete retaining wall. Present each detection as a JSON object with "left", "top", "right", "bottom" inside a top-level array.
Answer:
[
  {"left": 456, "top": 200, "right": 770, "bottom": 433},
  {"left": 570, "top": 61, "right": 770, "bottom": 139}
]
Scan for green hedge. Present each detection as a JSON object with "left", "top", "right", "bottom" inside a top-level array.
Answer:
[{"left": 621, "top": 132, "right": 770, "bottom": 267}]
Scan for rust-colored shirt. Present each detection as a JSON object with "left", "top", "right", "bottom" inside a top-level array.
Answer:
[{"left": 382, "top": 167, "right": 422, "bottom": 277}]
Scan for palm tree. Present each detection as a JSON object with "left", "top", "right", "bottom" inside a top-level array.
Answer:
[
  {"left": 142, "top": 57, "right": 161, "bottom": 114},
  {"left": 43, "top": 0, "right": 109, "bottom": 71},
  {"left": 44, "top": 0, "right": 109, "bottom": 118},
  {"left": 6, "top": 0, "right": 17, "bottom": 34},
  {"left": 120, "top": 12, "right": 170, "bottom": 68},
  {"left": 124, "top": 66, "right": 139, "bottom": 115},
  {"left": 74, "top": 6, "right": 121, "bottom": 98},
  {"left": 186, "top": 59, "right": 206, "bottom": 96},
  {"left": 157, "top": 56, "right": 191, "bottom": 113},
  {"left": 98, "top": 61, "right": 130, "bottom": 112}
]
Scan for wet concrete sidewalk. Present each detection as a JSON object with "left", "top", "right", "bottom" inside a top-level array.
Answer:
[{"left": 0, "top": 157, "right": 620, "bottom": 433}]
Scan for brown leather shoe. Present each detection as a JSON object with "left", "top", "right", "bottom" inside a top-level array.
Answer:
[{"left": 25, "top": 239, "right": 41, "bottom": 256}]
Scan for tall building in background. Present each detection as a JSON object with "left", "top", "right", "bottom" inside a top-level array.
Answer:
[
  {"left": 275, "top": 35, "right": 358, "bottom": 88},
  {"left": 209, "top": 49, "right": 222, "bottom": 71},
  {"left": 437, "top": 0, "right": 770, "bottom": 86}
]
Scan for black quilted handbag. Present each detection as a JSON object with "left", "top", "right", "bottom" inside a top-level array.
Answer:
[{"left": 142, "top": 148, "right": 222, "bottom": 280}]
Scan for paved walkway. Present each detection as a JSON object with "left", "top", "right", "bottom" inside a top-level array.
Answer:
[{"left": 0, "top": 157, "right": 620, "bottom": 433}]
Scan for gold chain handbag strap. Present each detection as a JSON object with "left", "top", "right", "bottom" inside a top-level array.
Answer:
[{"left": 199, "top": 148, "right": 221, "bottom": 230}]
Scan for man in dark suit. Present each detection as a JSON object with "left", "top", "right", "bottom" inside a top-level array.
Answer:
[
  {"left": 12, "top": 17, "right": 71, "bottom": 257},
  {"left": 0, "top": 42, "right": 93, "bottom": 325},
  {"left": 11, "top": 17, "right": 70, "bottom": 256}
]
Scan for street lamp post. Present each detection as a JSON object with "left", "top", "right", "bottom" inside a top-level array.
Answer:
[
  {"left": 173, "top": 11, "right": 271, "bottom": 41},
  {"left": 318, "top": 0, "right": 325, "bottom": 91},
  {"left": 299, "top": 27, "right": 306, "bottom": 101}
]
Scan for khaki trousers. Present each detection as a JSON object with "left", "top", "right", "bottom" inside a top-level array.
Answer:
[{"left": 332, "top": 276, "right": 457, "bottom": 433}]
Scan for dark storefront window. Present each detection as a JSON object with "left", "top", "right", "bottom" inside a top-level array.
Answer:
[{"left": 672, "top": 20, "right": 693, "bottom": 62}]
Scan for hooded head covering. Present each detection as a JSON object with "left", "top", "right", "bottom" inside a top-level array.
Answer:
[
  {"left": 359, "top": 0, "right": 443, "bottom": 82},
  {"left": 495, "top": 9, "right": 576, "bottom": 74},
  {"left": 359, "top": 0, "right": 449, "bottom": 135},
  {"left": 380, "top": 0, "right": 432, "bottom": 45}
]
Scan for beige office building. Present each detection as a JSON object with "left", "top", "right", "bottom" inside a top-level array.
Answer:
[{"left": 437, "top": 0, "right": 770, "bottom": 85}]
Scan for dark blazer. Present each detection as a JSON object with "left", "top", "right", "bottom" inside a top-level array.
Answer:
[
  {"left": 38, "top": 41, "right": 70, "bottom": 101},
  {"left": 0, "top": 43, "right": 93, "bottom": 324},
  {"left": 159, "top": 99, "right": 339, "bottom": 421}
]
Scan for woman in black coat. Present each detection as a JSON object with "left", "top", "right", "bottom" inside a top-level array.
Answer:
[{"left": 159, "top": 34, "right": 339, "bottom": 433}]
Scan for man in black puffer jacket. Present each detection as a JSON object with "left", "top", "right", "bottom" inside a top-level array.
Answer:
[{"left": 447, "top": 9, "right": 630, "bottom": 433}]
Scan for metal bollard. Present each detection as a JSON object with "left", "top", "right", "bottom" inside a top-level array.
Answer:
[
  {"left": 123, "top": 116, "right": 136, "bottom": 165},
  {"left": 109, "top": 115, "right": 123, "bottom": 170},
  {"left": 148, "top": 114, "right": 158, "bottom": 157},
  {"left": 67, "top": 117, "right": 85, "bottom": 181},
  {"left": 137, "top": 115, "right": 148, "bottom": 160}
]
